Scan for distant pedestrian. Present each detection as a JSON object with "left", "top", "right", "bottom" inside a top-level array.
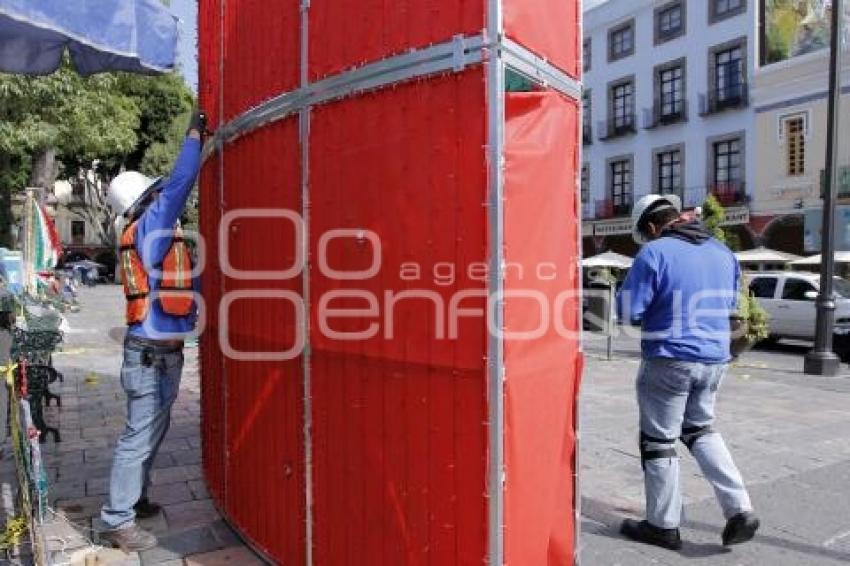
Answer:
[
  {"left": 87, "top": 266, "right": 98, "bottom": 286},
  {"left": 616, "top": 194, "right": 759, "bottom": 551}
]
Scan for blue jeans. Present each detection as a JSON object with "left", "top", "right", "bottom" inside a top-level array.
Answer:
[
  {"left": 637, "top": 358, "right": 752, "bottom": 529},
  {"left": 101, "top": 342, "right": 183, "bottom": 529}
]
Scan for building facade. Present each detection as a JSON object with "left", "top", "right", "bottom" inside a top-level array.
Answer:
[
  {"left": 752, "top": 24, "right": 850, "bottom": 255},
  {"left": 50, "top": 172, "right": 116, "bottom": 270},
  {"left": 582, "top": 0, "right": 756, "bottom": 255}
]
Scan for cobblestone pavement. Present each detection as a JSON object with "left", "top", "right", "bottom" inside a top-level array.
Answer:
[
  {"left": 580, "top": 332, "right": 850, "bottom": 565},
  {"left": 0, "top": 285, "right": 261, "bottom": 565}
]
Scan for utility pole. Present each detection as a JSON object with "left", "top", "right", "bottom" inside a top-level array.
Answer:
[{"left": 805, "top": 0, "right": 845, "bottom": 376}]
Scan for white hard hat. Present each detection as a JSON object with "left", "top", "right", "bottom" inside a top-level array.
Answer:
[
  {"left": 107, "top": 171, "right": 161, "bottom": 218},
  {"left": 631, "top": 193, "right": 682, "bottom": 245}
]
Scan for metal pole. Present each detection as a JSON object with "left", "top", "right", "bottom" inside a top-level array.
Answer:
[
  {"left": 606, "top": 285, "right": 614, "bottom": 361},
  {"left": 804, "top": 0, "right": 844, "bottom": 376}
]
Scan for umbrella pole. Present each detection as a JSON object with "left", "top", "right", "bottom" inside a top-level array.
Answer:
[{"left": 805, "top": 0, "right": 844, "bottom": 376}]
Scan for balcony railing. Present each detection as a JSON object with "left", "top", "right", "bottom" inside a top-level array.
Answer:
[
  {"left": 643, "top": 99, "right": 688, "bottom": 129},
  {"left": 709, "top": 181, "right": 747, "bottom": 205},
  {"left": 598, "top": 116, "right": 636, "bottom": 141},
  {"left": 699, "top": 82, "right": 749, "bottom": 115},
  {"left": 595, "top": 197, "right": 633, "bottom": 219}
]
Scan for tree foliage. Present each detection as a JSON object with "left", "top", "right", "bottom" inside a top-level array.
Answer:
[
  {"left": 701, "top": 194, "right": 770, "bottom": 349},
  {"left": 0, "top": 59, "right": 194, "bottom": 248}
]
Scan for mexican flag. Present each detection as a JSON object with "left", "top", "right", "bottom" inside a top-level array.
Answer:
[{"left": 26, "top": 196, "right": 61, "bottom": 272}]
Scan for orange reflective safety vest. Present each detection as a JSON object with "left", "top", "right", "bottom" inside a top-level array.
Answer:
[{"left": 119, "top": 221, "right": 194, "bottom": 325}]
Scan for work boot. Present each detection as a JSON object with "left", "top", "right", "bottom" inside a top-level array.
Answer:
[
  {"left": 722, "top": 512, "right": 760, "bottom": 546},
  {"left": 133, "top": 498, "right": 162, "bottom": 519},
  {"left": 620, "top": 519, "right": 683, "bottom": 551},
  {"left": 101, "top": 523, "right": 158, "bottom": 552}
]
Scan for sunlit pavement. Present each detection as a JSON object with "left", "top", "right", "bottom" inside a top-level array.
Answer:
[
  {"left": 580, "top": 331, "right": 850, "bottom": 565},
  {"left": 0, "top": 285, "right": 261, "bottom": 565},
  {"left": 5, "top": 286, "right": 850, "bottom": 564}
]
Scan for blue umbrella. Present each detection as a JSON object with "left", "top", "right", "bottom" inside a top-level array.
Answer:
[{"left": 0, "top": 0, "right": 178, "bottom": 76}]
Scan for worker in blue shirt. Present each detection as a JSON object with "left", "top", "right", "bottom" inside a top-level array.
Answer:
[
  {"left": 616, "top": 194, "right": 759, "bottom": 551},
  {"left": 100, "top": 110, "right": 206, "bottom": 552}
]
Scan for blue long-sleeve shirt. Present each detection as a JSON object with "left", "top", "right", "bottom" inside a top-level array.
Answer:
[
  {"left": 128, "top": 137, "right": 201, "bottom": 340},
  {"left": 616, "top": 236, "right": 740, "bottom": 363}
]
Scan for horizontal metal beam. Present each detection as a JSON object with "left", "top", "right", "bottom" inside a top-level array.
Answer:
[
  {"left": 202, "top": 33, "right": 584, "bottom": 161},
  {"left": 501, "top": 37, "right": 582, "bottom": 101},
  {"left": 203, "top": 34, "right": 486, "bottom": 160}
]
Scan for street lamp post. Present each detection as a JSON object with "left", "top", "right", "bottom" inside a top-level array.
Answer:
[{"left": 805, "top": 0, "right": 845, "bottom": 376}]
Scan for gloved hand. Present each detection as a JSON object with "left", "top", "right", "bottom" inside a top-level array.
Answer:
[{"left": 186, "top": 109, "right": 208, "bottom": 138}]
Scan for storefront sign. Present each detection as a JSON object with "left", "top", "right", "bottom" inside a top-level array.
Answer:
[{"left": 593, "top": 218, "right": 632, "bottom": 236}]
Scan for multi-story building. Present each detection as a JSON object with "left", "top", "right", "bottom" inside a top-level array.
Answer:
[
  {"left": 751, "top": 4, "right": 850, "bottom": 255},
  {"left": 582, "top": 0, "right": 756, "bottom": 255}
]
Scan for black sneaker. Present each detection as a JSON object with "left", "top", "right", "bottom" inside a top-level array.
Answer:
[
  {"left": 101, "top": 523, "right": 158, "bottom": 552},
  {"left": 133, "top": 498, "right": 163, "bottom": 520},
  {"left": 722, "top": 512, "right": 760, "bottom": 546},
  {"left": 620, "top": 519, "right": 683, "bottom": 551}
]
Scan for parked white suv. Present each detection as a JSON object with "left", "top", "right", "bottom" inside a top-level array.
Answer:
[{"left": 747, "top": 272, "right": 850, "bottom": 341}]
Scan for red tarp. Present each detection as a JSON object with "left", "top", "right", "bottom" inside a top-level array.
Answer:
[
  {"left": 504, "top": 0, "right": 581, "bottom": 78},
  {"left": 309, "top": 0, "right": 484, "bottom": 81},
  {"left": 221, "top": 0, "right": 300, "bottom": 120},
  {"left": 199, "top": 3, "right": 582, "bottom": 565},
  {"left": 197, "top": 0, "right": 224, "bottom": 503},
  {"left": 503, "top": 91, "right": 581, "bottom": 564},
  {"left": 221, "top": 119, "right": 306, "bottom": 561},
  {"left": 309, "top": 69, "right": 488, "bottom": 566}
]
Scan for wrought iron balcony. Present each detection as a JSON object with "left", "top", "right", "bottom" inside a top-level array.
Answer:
[
  {"left": 709, "top": 181, "right": 747, "bottom": 205},
  {"left": 699, "top": 83, "right": 749, "bottom": 116},
  {"left": 598, "top": 116, "right": 636, "bottom": 141},
  {"left": 595, "top": 197, "right": 633, "bottom": 219},
  {"left": 643, "top": 99, "right": 688, "bottom": 129}
]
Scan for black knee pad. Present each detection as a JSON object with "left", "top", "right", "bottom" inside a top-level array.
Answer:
[
  {"left": 639, "top": 432, "right": 677, "bottom": 469},
  {"left": 680, "top": 425, "right": 715, "bottom": 450}
]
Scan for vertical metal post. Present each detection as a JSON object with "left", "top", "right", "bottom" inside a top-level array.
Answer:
[
  {"left": 574, "top": 9, "right": 585, "bottom": 564},
  {"left": 299, "top": 1, "right": 314, "bottom": 560},
  {"left": 804, "top": 0, "right": 844, "bottom": 376},
  {"left": 606, "top": 286, "right": 614, "bottom": 361},
  {"left": 486, "top": 0, "right": 505, "bottom": 561}
]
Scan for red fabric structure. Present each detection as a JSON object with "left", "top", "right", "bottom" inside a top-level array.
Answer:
[{"left": 198, "top": 0, "right": 581, "bottom": 563}]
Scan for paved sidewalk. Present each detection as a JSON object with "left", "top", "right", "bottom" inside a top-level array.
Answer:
[
  {"left": 0, "top": 285, "right": 261, "bottom": 565},
  {"left": 6, "top": 287, "right": 850, "bottom": 564},
  {"left": 580, "top": 333, "right": 850, "bottom": 565}
]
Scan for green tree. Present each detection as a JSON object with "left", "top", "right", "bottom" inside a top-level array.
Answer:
[
  {"left": 0, "top": 61, "right": 194, "bottom": 248},
  {"left": 702, "top": 194, "right": 769, "bottom": 350}
]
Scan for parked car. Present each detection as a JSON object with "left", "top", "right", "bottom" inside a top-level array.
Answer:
[{"left": 746, "top": 271, "right": 850, "bottom": 345}]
